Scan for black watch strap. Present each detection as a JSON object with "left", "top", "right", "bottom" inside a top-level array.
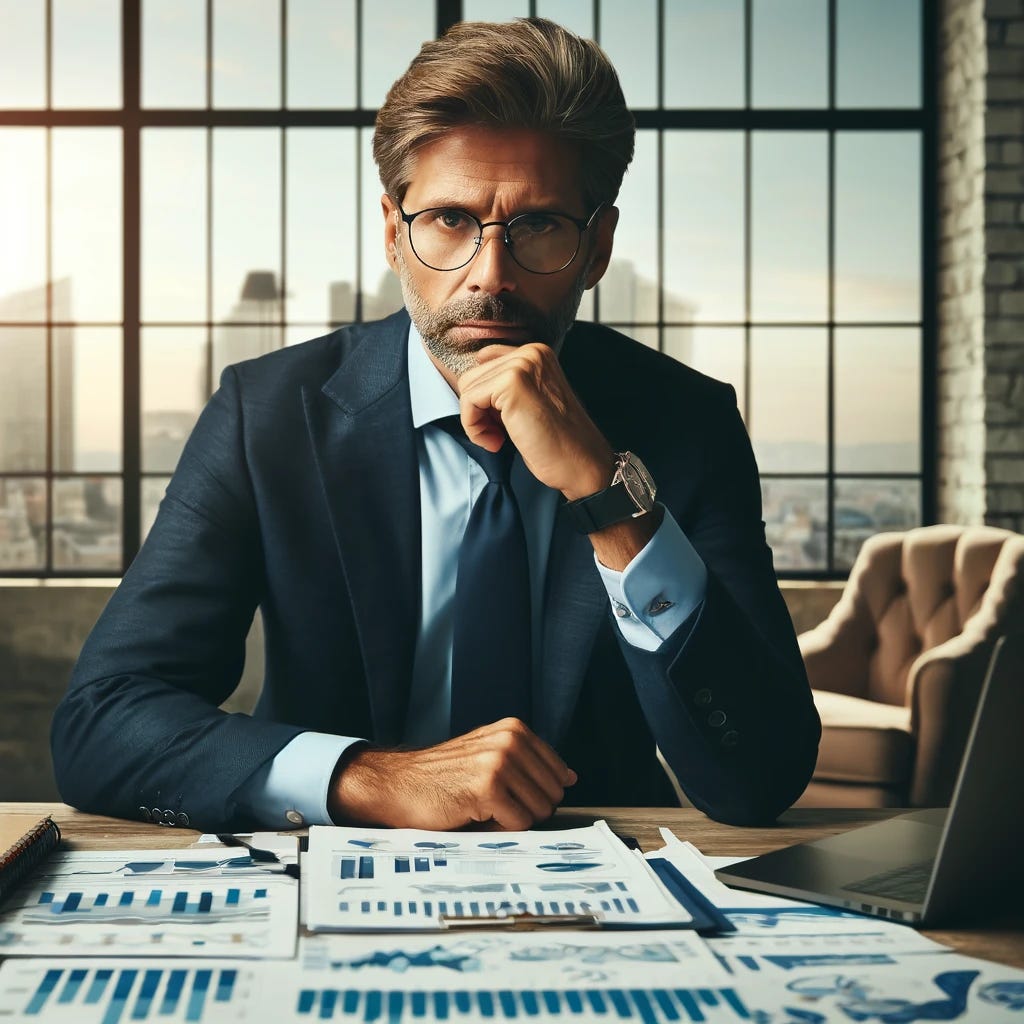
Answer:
[{"left": 563, "top": 482, "right": 644, "bottom": 534}]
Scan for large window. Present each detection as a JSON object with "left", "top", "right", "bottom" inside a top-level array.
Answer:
[{"left": 0, "top": 0, "right": 932, "bottom": 577}]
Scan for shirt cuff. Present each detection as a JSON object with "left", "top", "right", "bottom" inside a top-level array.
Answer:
[
  {"left": 233, "top": 732, "right": 366, "bottom": 829},
  {"left": 594, "top": 504, "right": 708, "bottom": 652}
]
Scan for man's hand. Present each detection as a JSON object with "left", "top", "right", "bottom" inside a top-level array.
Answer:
[
  {"left": 456, "top": 342, "right": 660, "bottom": 570},
  {"left": 328, "top": 718, "right": 577, "bottom": 830},
  {"left": 456, "top": 343, "right": 613, "bottom": 501}
]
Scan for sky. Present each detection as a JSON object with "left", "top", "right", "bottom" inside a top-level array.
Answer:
[{"left": 0, "top": 0, "right": 923, "bottom": 470}]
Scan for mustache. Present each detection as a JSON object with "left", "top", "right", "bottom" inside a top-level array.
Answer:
[{"left": 432, "top": 295, "right": 549, "bottom": 339}]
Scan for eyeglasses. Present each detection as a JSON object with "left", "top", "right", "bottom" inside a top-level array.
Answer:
[{"left": 395, "top": 200, "right": 604, "bottom": 275}]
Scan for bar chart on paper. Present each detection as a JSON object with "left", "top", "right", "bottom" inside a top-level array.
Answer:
[
  {"left": 0, "top": 880, "right": 297, "bottom": 957},
  {"left": 0, "top": 960, "right": 252, "bottom": 1023},
  {"left": 287, "top": 986, "right": 756, "bottom": 1022}
]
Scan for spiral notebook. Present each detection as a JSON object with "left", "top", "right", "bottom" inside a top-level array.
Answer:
[{"left": 0, "top": 815, "right": 61, "bottom": 906}]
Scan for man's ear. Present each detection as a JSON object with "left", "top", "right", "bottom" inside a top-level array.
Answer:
[
  {"left": 583, "top": 205, "right": 619, "bottom": 290},
  {"left": 382, "top": 193, "right": 400, "bottom": 272}
]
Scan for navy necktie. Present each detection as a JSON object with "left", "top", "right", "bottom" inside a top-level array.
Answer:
[{"left": 438, "top": 416, "right": 532, "bottom": 734}]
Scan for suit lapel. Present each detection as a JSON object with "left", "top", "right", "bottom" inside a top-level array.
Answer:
[
  {"left": 302, "top": 312, "right": 420, "bottom": 745},
  {"left": 535, "top": 322, "right": 614, "bottom": 747},
  {"left": 536, "top": 509, "right": 608, "bottom": 746}
]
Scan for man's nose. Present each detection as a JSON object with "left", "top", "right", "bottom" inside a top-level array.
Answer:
[{"left": 465, "top": 226, "right": 518, "bottom": 295}]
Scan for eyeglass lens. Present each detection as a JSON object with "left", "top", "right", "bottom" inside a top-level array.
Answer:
[{"left": 408, "top": 209, "right": 582, "bottom": 273}]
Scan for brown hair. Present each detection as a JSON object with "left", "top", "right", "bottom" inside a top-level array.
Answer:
[{"left": 372, "top": 18, "right": 635, "bottom": 210}]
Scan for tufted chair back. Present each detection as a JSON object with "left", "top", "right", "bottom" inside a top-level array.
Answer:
[{"left": 797, "top": 523, "right": 1024, "bottom": 807}]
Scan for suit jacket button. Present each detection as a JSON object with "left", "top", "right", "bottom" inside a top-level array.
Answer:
[
  {"left": 694, "top": 688, "right": 712, "bottom": 707},
  {"left": 176, "top": 812, "right": 190, "bottom": 827},
  {"left": 721, "top": 730, "right": 739, "bottom": 748},
  {"left": 708, "top": 710, "right": 727, "bottom": 728},
  {"left": 139, "top": 806, "right": 151, "bottom": 822}
]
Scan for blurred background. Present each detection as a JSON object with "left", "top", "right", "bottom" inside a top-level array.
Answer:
[{"left": 1, "top": 0, "right": 1021, "bottom": 801}]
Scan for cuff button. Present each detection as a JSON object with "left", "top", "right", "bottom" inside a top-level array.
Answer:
[
  {"left": 708, "top": 710, "right": 727, "bottom": 728},
  {"left": 694, "top": 688, "right": 712, "bottom": 707},
  {"left": 721, "top": 730, "right": 739, "bottom": 748},
  {"left": 138, "top": 806, "right": 151, "bottom": 823},
  {"left": 285, "top": 809, "right": 305, "bottom": 826}
]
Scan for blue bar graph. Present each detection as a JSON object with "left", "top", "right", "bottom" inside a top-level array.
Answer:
[
  {"left": 359, "top": 856, "right": 374, "bottom": 879},
  {"left": 19, "top": 966, "right": 244, "bottom": 1022},
  {"left": 291, "top": 988, "right": 753, "bottom": 1022}
]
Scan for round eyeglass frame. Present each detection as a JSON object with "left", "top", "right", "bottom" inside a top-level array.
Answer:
[{"left": 394, "top": 199, "right": 605, "bottom": 275}]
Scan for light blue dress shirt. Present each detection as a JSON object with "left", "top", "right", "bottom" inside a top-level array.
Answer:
[{"left": 235, "top": 325, "right": 708, "bottom": 827}]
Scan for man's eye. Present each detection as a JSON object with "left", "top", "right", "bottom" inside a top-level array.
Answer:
[
  {"left": 515, "top": 214, "right": 559, "bottom": 235},
  {"left": 432, "top": 210, "right": 473, "bottom": 231}
]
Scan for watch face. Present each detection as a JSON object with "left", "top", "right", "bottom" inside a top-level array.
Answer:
[{"left": 618, "top": 454, "right": 656, "bottom": 512}]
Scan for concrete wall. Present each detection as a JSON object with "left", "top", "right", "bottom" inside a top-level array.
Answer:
[{"left": 0, "top": 581, "right": 842, "bottom": 803}]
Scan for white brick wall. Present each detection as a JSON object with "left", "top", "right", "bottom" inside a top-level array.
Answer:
[{"left": 939, "top": 0, "right": 1024, "bottom": 532}]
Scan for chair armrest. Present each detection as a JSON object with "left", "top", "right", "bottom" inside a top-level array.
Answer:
[
  {"left": 905, "top": 630, "right": 999, "bottom": 806},
  {"left": 798, "top": 596, "right": 875, "bottom": 698}
]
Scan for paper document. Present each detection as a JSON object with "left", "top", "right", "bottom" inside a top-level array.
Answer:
[
  {"left": 303, "top": 820, "right": 693, "bottom": 932},
  {"left": 0, "top": 847, "right": 298, "bottom": 958}
]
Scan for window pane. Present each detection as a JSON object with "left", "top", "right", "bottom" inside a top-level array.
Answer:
[
  {"left": 536, "top": 0, "right": 593, "bottom": 37},
  {"left": 664, "top": 326, "right": 746, "bottom": 415},
  {"left": 142, "top": 129, "right": 207, "bottom": 322},
  {"left": 286, "top": 324, "right": 332, "bottom": 346},
  {"left": 750, "top": 327, "right": 827, "bottom": 472},
  {"left": 0, "top": 328, "right": 47, "bottom": 471},
  {"left": 53, "top": 476, "right": 122, "bottom": 570},
  {"left": 835, "top": 132, "right": 921, "bottom": 321},
  {"left": 836, "top": 328, "right": 920, "bottom": 473},
  {"left": 52, "top": 128, "right": 123, "bottom": 323},
  {"left": 752, "top": 0, "right": 827, "bottom": 108},
  {"left": 663, "top": 131, "right": 745, "bottom": 322},
  {"left": 213, "top": 0, "right": 281, "bottom": 108},
  {"left": 212, "top": 129, "right": 281, "bottom": 323},
  {"left": 576, "top": 286, "right": 594, "bottom": 322},
  {"left": 0, "top": 479, "right": 46, "bottom": 570},
  {"left": 462, "top": 1, "right": 528, "bottom": 21},
  {"left": 601, "top": 130, "right": 658, "bottom": 323},
  {"left": 664, "top": 0, "right": 744, "bottom": 108},
  {"left": 601, "top": 0, "right": 657, "bottom": 108},
  {"left": 0, "top": 129, "right": 47, "bottom": 318},
  {"left": 142, "top": 475, "right": 172, "bottom": 542},
  {"left": 751, "top": 132, "right": 828, "bottom": 321},
  {"left": 837, "top": 0, "right": 920, "bottom": 108},
  {"left": 52, "top": 0, "right": 122, "bottom": 108},
  {"left": 287, "top": 0, "right": 356, "bottom": 109},
  {"left": 143, "top": 0, "right": 207, "bottom": 108},
  {"left": 54, "top": 327, "right": 122, "bottom": 473},
  {"left": 360, "top": 2, "right": 433, "bottom": 110},
  {"left": 0, "top": 1, "right": 46, "bottom": 107},
  {"left": 762, "top": 478, "right": 828, "bottom": 571},
  {"left": 212, "top": 324, "right": 282, "bottom": 383},
  {"left": 360, "top": 128, "right": 403, "bottom": 321},
  {"left": 834, "top": 478, "right": 920, "bottom": 570},
  {"left": 618, "top": 325, "right": 659, "bottom": 350},
  {"left": 142, "top": 327, "right": 207, "bottom": 473},
  {"left": 286, "top": 129, "right": 357, "bottom": 324}
]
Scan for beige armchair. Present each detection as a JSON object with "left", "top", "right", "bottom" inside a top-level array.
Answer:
[{"left": 797, "top": 524, "right": 1024, "bottom": 808}]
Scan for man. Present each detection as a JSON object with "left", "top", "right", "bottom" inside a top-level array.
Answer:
[{"left": 51, "top": 19, "right": 820, "bottom": 833}]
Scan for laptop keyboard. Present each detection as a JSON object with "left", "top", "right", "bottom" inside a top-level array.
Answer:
[{"left": 844, "top": 860, "right": 933, "bottom": 902}]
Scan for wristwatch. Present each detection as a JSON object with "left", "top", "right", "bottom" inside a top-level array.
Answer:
[{"left": 564, "top": 452, "right": 657, "bottom": 534}]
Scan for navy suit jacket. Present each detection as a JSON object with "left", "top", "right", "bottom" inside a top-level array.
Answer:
[{"left": 52, "top": 311, "right": 820, "bottom": 831}]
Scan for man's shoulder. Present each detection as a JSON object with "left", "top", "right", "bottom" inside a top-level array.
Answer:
[
  {"left": 224, "top": 310, "right": 409, "bottom": 396},
  {"left": 563, "top": 320, "right": 735, "bottom": 407}
]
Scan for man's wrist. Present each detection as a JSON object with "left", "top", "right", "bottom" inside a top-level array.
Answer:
[
  {"left": 560, "top": 452, "right": 614, "bottom": 502},
  {"left": 327, "top": 742, "right": 379, "bottom": 825}
]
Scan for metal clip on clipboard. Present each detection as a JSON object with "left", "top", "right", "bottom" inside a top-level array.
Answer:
[{"left": 440, "top": 911, "right": 602, "bottom": 931}]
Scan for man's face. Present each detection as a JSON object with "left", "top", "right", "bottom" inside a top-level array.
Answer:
[{"left": 382, "top": 125, "right": 617, "bottom": 383}]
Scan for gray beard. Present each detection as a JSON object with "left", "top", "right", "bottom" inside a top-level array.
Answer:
[{"left": 394, "top": 242, "right": 589, "bottom": 380}]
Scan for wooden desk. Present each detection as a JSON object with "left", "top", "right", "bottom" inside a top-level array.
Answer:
[{"left": 3, "top": 802, "right": 1022, "bottom": 970}]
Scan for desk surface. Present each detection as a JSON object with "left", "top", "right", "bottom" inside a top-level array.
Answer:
[{"left": 3, "top": 802, "right": 1022, "bottom": 970}]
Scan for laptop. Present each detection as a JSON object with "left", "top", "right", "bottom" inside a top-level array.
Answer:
[{"left": 715, "top": 632, "right": 1024, "bottom": 926}]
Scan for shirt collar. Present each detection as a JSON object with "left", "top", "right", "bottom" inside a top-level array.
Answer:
[{"left": 408, "top": 321, "right": 461, "bottom": 430}]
